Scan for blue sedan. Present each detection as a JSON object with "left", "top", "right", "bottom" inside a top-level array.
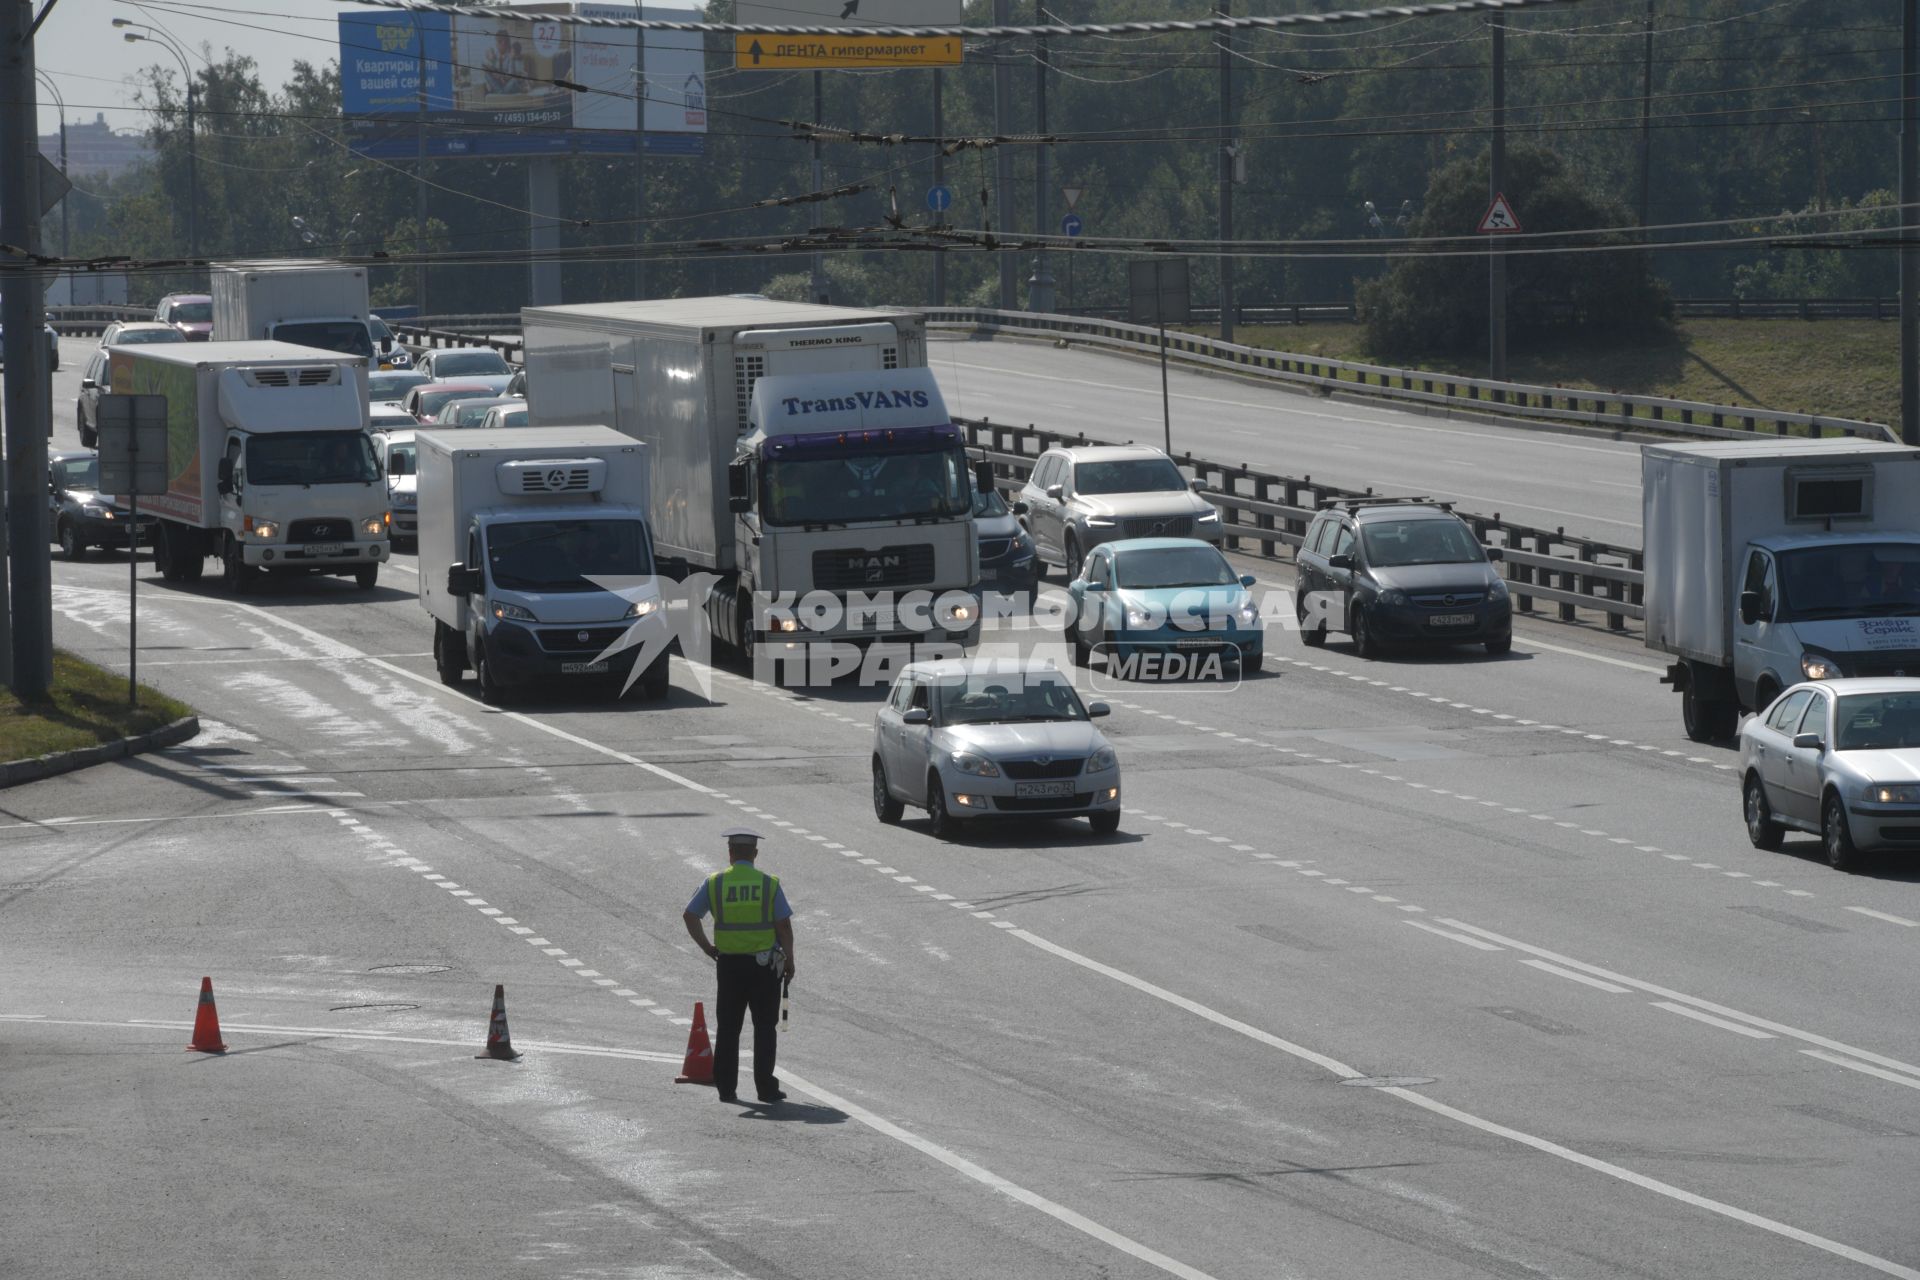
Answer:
[{"left": 1066, "top": 537, "right": 1263, "bottom": 674}]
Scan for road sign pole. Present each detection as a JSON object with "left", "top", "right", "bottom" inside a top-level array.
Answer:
[
  {"left": 1216, "top": 0, "right": 1235, "bottom": 343},
  {"left": 932, "top": 67, "right": 946, "bottom": 307},
  {"left": 993, "top": 0, "right": 1016, "bottom": 309},
  {"left": 1156, "top": 262, "right": 1172, "bottom": 455},
  {"left": 1027, "top": 8, "right": 1055, "bottom": 313},
  {"left": 128, "top": 493, "right": 138, "bottom": 708},
  {"left": 1488, "top": 18, "right": 1509, "bottom": 384},
  {"left": 811, "top": 70, "right": 827, "bottom": 304}
]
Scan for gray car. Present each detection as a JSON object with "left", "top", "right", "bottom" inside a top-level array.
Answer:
[
  {"left": 1016, "top": 445, "right": 1221, "bottom": 579},
  {"left": 1738, "top": 676, "right": 1920, "bottom": 871},
  {"left": 414, "top": 347, "right": 515, "bottom": 394},
  {"left": 872, "top": 658, "right": 1122, "bottom": 837}
]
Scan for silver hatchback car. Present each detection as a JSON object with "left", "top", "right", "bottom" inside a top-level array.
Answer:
[
  {"left": 872, "top": 658, "right": 1122, "bottom": 837},
  {"left": 1737, "top": 677, "right": 1920, "bottom": 871}
]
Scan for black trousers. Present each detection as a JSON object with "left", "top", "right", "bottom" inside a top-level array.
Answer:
[{"left": 713, "top": 953, "right": 781, "bottom": 1097}]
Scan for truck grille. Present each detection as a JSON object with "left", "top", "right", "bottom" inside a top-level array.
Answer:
[
  {"left": 247, "top": 366, "right": 338, "bottom": 388},
  {"left": 289, "top": 517, "right": 350, "bottom": 543},
  {"left": 1121, "top": 515, "right": 1193, "bottom": 538},
  {"left": 534, "top": 626, "right": 628, "bottom": 654},
  {"left": 812, "top": 543, "right": 936, "bottom": 590},
  {"left": 1001, "top": 757, "right": 1085, "bottom": 780},
  {"left": 1848, "top": 650, "right": 1920, "bottom": 677}
]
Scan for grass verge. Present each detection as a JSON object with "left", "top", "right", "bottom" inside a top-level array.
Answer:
[{"left": 0, "top": 649, "right": 193, "bottom": 763}]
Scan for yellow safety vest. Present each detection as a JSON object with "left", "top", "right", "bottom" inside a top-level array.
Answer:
[{"left": 708, "top": 864, "right": 780, "bottom": 954}]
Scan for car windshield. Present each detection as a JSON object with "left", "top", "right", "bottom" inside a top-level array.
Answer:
[
  {"left": 1073, "top": 457, "right": 1186, "bottom": 495},
  {"left": 1361, "top": 518, "right": 1485, "bottom": 567},
  {"left": 275, "top": 320, "right": 374, "bottom": 360},
  {"left": 1778, "top": 543, "right": 1920, "bottom": 618},
  {"left": 972, "top": 488, "right": 1009, "bottom": 518},
  {"left": 370, "top": 318, "right": 394, "bottom": 340},
  {"left": 935, "top": 673, "right": 1089, "bottom": 726},
  {"left": 1834, "top": 692, "right": 1920, "bottom": 750},
  {"left": 244, "top": 431, "right": 379, "bottom": 486},
  {"left": 386, "top": 444, "right": 416, "bottom": 477},
  {"left": 369, "top": 372, "right": 427, "bottom": 400},
  {"left": 485, "top": 519, "right": 651, "bottom": 593},
  {"left": 764, "top": 449, "right": 970, "bottom": 525},
  {"left": 419, "top": 388, "right": 484, "bottom": 418},
  {"left": 53, "top": 457, "right": 98, "bottom": 490},
  {"left": 116, "top": 328, "right": 183, "bottom": 346},
  {"left": 1115, "top": 545, "right": 1236, "bottom": 589},
  {"left": 489, "top": 408, "right": 528, "bottom": 428},
  {"left": 432, "top": 351, "right": 510, "bottom": 377},
  {"left": 449, "top": 400, "right": 507, "bottom": 426},
  {"left": 168, "top": 300, "right": 211, "bottom": 323}
]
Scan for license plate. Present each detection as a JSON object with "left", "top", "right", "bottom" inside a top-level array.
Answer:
[
  {"left": 306, "top": 543, "right": 343, "bottom": 556},
  {"left": 1430, "top": 613, "right": 1477, "bottom": 626},
  {"left": 561, "top": 661, "right": 610, "bottom": 675},
  {"left": 1014, "top": 780, "right": 1075, "bottom": 799}
]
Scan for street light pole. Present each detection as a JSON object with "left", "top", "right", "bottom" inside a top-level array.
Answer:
[
  {"left": 35, "top": 71, "right": 66, "bottom": 269},
  {"left": 116, "top": 24, "right": 198, "bottom": 262}
]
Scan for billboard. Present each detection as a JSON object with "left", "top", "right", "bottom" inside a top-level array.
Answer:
[{"left": 339, "top": 3, "right": 706, "bottom": 160}]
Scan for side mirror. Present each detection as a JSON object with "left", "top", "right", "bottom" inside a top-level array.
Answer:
[
  {"left": 1485, "top": 546, "right": 1504, "bottom": 562},
  {"left": 902, "top": 708, "right": 930, "bottom": 725},
  {"left": 1087, "top": 701, "right": 1112, "bottom": 718},
  {"left": 1792, "top": 732, "right": 1825, "bottom": 751},
  {"left": 1328, "top": 553, "right": 1353, "bottom": 570},
  {"left": 727, "top": 459, "right": 752, "bottom": 513},
  {"left": 974, "top": 459, "right": 995, "bottom": 494},
  {"left": 1190, "top": 478, "right": 1207, "bottom": 493},
  {"left": 1739, "top": 590, "right": 1764, "bottom": 626},
  {"left": 1012, "top": 501, "right": 1028, "bottom": 516},
  {"left": 446, "top": 563, "right": 482, "bottom": 599},
  {"left": 1239, "top": 574, "right": 1256, "bottom": 588},
  {"left": 1045, "top": 484, "right": 1064, "bottom": 501},
  {"left": 81, "top": 377, "right": 96, "bottom": 390}
]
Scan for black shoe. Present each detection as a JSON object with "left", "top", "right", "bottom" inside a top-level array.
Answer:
[
  {"left": 756, "top": 1089, "right": 787, "bottom": 1103},
  {"left": 717, "top": 1091, "right": 738, "bottom": 1103}
]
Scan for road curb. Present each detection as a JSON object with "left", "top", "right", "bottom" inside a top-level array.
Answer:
[{"left": 0, "top": 715, "right": 201, "bottom": 789}]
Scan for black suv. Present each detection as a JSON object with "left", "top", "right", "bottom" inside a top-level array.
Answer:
[{"left": 1294, "top": 498, "right": 1511, "bottom": 658}]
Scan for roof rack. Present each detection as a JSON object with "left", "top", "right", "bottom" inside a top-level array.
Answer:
[{"left": 1318, "top": 495, "right": 1453, "bottom": 513}]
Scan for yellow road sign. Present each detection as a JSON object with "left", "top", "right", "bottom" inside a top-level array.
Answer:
[{"left": 734, "top": 34, "right": 963, "bottom": 69}]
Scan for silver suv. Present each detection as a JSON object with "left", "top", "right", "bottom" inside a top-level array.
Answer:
[{"left": 1016, "top": 445, "right": 1220, "bottom": 577}]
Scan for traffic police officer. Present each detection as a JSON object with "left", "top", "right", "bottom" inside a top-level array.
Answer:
[{"left": 682, "top": 827, "right": 796, "bottom": 1104}]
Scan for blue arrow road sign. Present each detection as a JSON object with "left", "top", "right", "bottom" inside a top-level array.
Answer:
[
  {"left": 1061, "top": 213, "right": 1084, "bottom": 237},
  {"left": 927, "top": 185, "right": 953, "bottom": 213}
]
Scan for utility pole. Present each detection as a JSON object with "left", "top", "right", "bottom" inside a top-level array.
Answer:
[
  {"left": 1903, "top": 0, "right": 1918, "bottom": 445},
  {"left": 1488, "top": 17, "right": 1508, "bottom": 383},
  {"left": 415, "top": 24, "right": 428, "bottom": 315},
  {"left": 932, "top": 67, "right": 946, "bottom": 307},
  {"left": 1217, "top": 0, "right": 1235, "bottom": 342},
  {"left": 35, "top": 72, "right": 66, "bottom": 267},
  {"left": 993, "top": 0, "right": 1015, "bottom": 309},
  {"left": 1027, "top": 3, "right": 1054, "bottom": 313},
  {"left": 810, "top": 70, "right": 827, "bottom": 304},
  {"left": 1637, "top": 0, "right": 1653, "bottom": 227},
  {"left": 3, "top": 0, "right": 51, "bottom": 697},
  {"left": 633, "top": 21, "right": 647, "bottom": 300}
]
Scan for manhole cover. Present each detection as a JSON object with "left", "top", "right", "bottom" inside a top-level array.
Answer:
[
  {"left": 1340, "top": 1075, "right": 1436, "bottom": 1088},
  {"left": 367, "top": 964, "right": 452, "bottom": 975},
  {"left": 329, "top": 1003, "right": 420, "bottom": 1013}
]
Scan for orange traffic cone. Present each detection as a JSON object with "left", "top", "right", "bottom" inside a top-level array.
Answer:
[
  {"left": 476, "top": 983, "right": 521, "bottom": 1061},
  {"left": 674, "top": 1002, "right": 713, "bottom": 1084},
  {"left": 187, "top": 976, "right": 227, "bottom": 1054}
]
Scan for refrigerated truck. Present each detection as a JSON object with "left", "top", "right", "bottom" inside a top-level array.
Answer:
[
  {"left": 520, "top": 297, "right": 982, "bottom": 657},
  {"left": 1642, "top": 438, "right": 1920, "bottom": 740},
  {"left": 112, "top": 341, "right": 389, "bottom": 593},
  {"left": 416, "top": 426, "right": 670, "bottom": 703},
  {"left": 211, "top": 261, "right": 393, "bottom": 365}
]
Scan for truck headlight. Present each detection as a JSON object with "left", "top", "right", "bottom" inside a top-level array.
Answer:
[
  {"left": 491, "top": 600, "right": 537, "bottom": 623},
  {"left": 249, "top": 520, "right": 279, "bottom": 541},
  {"left": 624, "top": 597, "right": 659, "bottom": 619},
  {"left": 950, "top": 751, "right": 1001, "bottom": 777},
  {"left": 1088, "top": 746, "right": 1117, "bottom": 773},
  {"left": 1869, "top": 784, "right": 1920, "bottom": 804},
  {"left": 947, "top": 603, "right": 975, "bottom": 623},
  {"left": 1801, "top": 653, "right": 1841, "bottom": 680},
  {"left": 362, "top": 516, "right": 387, "bottom": 537}
]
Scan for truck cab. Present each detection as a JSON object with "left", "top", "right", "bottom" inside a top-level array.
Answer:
[{"left": 1731, "top": 534, "right": 1920, "bottom": 711}]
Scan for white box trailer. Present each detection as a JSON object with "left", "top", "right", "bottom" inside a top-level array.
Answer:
[
  {"left": 211, "top": 260, "right": 386, "bottom": 364},
  {"left": 416, "top": 426, "right": 670, "bottom": 702},
  {"left": 1642, "top": 438, "right": 1920, "bottom": 739}
]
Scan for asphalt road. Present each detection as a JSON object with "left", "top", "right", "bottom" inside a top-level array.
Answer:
[{"left": 4, "top": 336, "right": 1917, "bottom": 1280}]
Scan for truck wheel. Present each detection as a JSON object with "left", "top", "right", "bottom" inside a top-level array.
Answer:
[
  {"left": 354, "top": 564, "right": 379, "bottom": 591},
  {"left": 1681, "top": 679, "right": 1735, "bottom": 743},
  {"left": 640, "top": 653, "right": 671, "bottom": 699},
  {"left": 222, "top": 538, "right": 254, "bottom": 595},
  {"left": 57, "top": 521, "right": 85, "bottom": 560},
  {"left": 153, "top": 525, "right": 181, "bottom": 581},
  {"left": 433, "top": 621, "right": 467, "bottom": 686},
  {"left": 474, "top": 641, "right": 508, "bottom": 706}
]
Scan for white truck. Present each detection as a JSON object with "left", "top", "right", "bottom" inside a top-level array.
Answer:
[
  {"left": 519, "top": 297, "right": 983, "bottom": 660},
  {"left": 1642, "top": 438, "right": 1920, "bottom": 741},
  {"left": 211, "top": 261, "right": 400, "bottom": 367},
  {"left": 416, "top": 426, "right": 671, "bottom": 703},
  {"left": 111, "top": 341, "right": 390, "bottom": 593}
]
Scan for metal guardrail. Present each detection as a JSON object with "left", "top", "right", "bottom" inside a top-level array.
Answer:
[
  {"left": 959, "top": 416, "right": 1645, "bottom": 633},
  {"left": 927, "top": 307, "right": 1894, "bottom": 444},
  {"left": 1044, "top": 297, "right": 1909, "bottom": 326},
  {"left": 45, "top": 304, "right": 153, "bottom": 335}
]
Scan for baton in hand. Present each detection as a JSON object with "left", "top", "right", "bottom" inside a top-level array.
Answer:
[{"left": 779, "top": 973, "right": 792, "bottom": 1032}]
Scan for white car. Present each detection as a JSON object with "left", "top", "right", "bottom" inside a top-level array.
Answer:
[
  {"left": 375, "top": 428, "right": 419, "bottom": 547},
  {"left": 369, "top": 404, "right": 415, "bottom": 434},
  {"left": 872, "top": 658, "right": 1122, "bottom": 836}
]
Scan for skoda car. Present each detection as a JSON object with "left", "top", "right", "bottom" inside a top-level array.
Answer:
[
  {"left": 974, "top": 485, "right": 1039, "bottom": 599},
  {"left": 1738, "top": 677, "right": 1920, "bottom": 872},
  {"left": 1017, "top": 444, "right": 1221, "bottom": 578},
  {"left": 873, "top": 658, "right": 1122, "bottom": 837},
  {"left": 1066, "top": 537, "right": 1262, "bottom": 671},
  {"left": 1294, "top": 498, "right": 1511, "bottom": 658}
]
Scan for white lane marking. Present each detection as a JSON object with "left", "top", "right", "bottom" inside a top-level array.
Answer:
[
  {"left": 1653, "top": 1002, "right": 1776, "bottom": 1040},
  {"left": 1439, "top": 919, "right": 1920, "bottom": 1079},
  {"left": 0, "top": 804, "right": 324, "bottom": 831},
  {"left": 1404, "top": 920, "right": 1504, "bottom": 951},
  {"left": 1507, "top": 637, "right": 1668, "bottom": 674},
  {"left": 1520, "top": 959, "right": 1630, "bottom": 994},
  {"left": 1801, "top": 1050, "right": 1920, "bottom": 1091},
  {"left": 1846, "top": 906, "right": 1920, "bottom": 928}
]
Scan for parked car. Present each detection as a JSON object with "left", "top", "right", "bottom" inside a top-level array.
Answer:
[
  {"left": 368, "top": 316, "right": 412, "bottom": 369},
  {"left": 872, "top": 657, "right": 1122, "bottom": 836},
  {"left": 49, "top": 448, "right": 154, "bottom": 559},
  {"left": 98, "top": 321, "right": 185, "bottom": 348},
  {"left": 974, "top": 485, "right": 1039, "bottom": 598},
  {"left": 1066, "top": 537, "right": 1262, "bottom": 671},
  {"left": 1294, "top": 497, "right": 1512, "bottom": 658},
  {"left": 401, "top": 382, "right": 493, "bottom": 424},
  {"left": 1739, "top": 677, "right": 1920, "bottom": 872},
  {"left": 375, "top": 429, "right": 419, "bottom": 548},
  {"left": 434, "top": 396, "right": 519, "bottom": 428},
  {"left": 1016, "top": 444, "right": 1221, "bottom": 578},
  {"left": 413, "top": 346, "right": 514, "bottom": 393},
  {"left": 153, "top": 292, "right": 212, "bottom": 341},
  {"left": 478, "top": 403, "right": 529, "bottom": 431},
  {"left": 76, "top": 348, "right": 110, "bottom": 446},
  {"left": 368, "top": 370, "right": 430, "bottom": 406}
]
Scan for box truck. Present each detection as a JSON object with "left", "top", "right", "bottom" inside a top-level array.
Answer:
[
  {"left": 1642, "top": 438, "right": 1920, "bottom": 741},
  {"left": 416, "top": 426, "right": 670, "bottom": 704},
  {"left": 110, "top": 341, "right": 389, "bottom": 594},
  {"left": 520, "top": 297, "right": 982, "bottom": 660},
  {"left": 210, "top": 261, "right": 405, "bottom": 367}
]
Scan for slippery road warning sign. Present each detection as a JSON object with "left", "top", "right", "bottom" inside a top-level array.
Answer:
[{"left": 1479, "top": 193, "right": 1523, "bottom": 234}]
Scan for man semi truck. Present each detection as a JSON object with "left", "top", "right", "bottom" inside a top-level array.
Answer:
[
  {"left": 1642, "top": 438, "right": 1920, "bottom": 741},
  {"left": 211, "top": 261, "right": 399, "bottom": 366},
  {"left": 520, "top": 297, "right": 981, "bottom": 660},
  {"left": 112, "top": 341, "right": 390, "bottom": 593},
  {"left": 416, "top": 426, "right": 670, "bottom": 703}
]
